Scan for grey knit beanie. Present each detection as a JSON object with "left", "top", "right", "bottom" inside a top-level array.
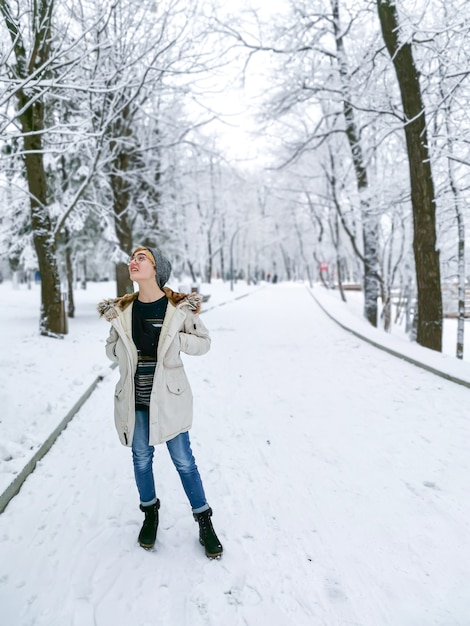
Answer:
[{"left": 146, "top": 247, "right": 172, "bottom": 288}]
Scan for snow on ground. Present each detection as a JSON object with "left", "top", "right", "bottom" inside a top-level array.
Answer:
[
  {"left": 0, "top": 279, "right": 257, "bottom": 496},
  {"left": 310, "top": 285, "right": 470, "bottom": 387},
  {"left": 1, "top": 281, "right": 470, "bottom": 625},
  {"left": 0, "top": 280, "right": 108, "bottom": 490}
]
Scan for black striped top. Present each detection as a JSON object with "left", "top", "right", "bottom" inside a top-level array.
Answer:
[{"left": 132, "top": 295, "right": 168, "bottom": 407}]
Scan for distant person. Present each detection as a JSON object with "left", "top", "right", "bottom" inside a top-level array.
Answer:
[{"left": 97, "top": 246, "right": 223, "bottom": 558}]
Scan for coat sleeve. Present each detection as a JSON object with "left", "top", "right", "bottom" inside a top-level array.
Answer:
[
  {"left": 179, "top": 311, "right": 211, "bottom": 356},
  {"left": 105, "top": 325, "right": 119, "bottom": 362}
]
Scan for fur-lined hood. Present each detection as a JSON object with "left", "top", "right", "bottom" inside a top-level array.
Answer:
[{"left": 97, "top": 287, "right": 202, "bottom": 322}]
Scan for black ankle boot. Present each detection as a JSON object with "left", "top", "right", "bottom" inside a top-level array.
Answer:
[
  {"left": 138, "top": 499, "right": 160, "bottom": 549},
  {"left": 194, "top": 508, "right": 223, "bottom": 558}
]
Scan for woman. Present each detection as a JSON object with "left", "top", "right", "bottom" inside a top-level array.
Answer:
[{"left": 98, "top": 246, "right": 223, "bottom": 558}]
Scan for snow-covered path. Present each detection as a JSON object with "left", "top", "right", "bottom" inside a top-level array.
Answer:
[{"left": 1, "top": 284, "right": 469, "bottom": 626}]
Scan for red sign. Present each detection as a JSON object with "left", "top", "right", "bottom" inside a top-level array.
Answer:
[{"left": 319, "top": 263, "right": 328, "bottom": 271}]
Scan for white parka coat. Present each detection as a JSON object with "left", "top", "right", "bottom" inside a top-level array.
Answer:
[{"left": 98, "top": 287, "right": 210, "bottom": 447}]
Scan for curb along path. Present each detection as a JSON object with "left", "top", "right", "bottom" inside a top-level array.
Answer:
[
  {"left": 0, "top": 370, "right": 111, "bottom": 514},
  {"left": 307, "top": 285, "right": 470, "bottom": 389}
]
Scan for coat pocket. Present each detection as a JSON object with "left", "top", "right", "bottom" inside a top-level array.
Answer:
[{"left": 165, "top": 368, "right": 188, "bottom": 395}]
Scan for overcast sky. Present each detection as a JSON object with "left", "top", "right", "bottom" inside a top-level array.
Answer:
[{"left": 199, "top": 0, "right": 291, "bottom": 164}]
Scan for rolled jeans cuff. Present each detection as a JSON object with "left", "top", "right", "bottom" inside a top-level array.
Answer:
[{"left": 192, "top": 503, "right": 210, "bottom": 515}]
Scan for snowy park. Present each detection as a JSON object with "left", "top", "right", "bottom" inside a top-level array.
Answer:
[
  {"left": 1, "top": 279, "right": 470, "bottom": 626},
  {"left": 1, "top": 0, "right": 470, "bottom": 624}
]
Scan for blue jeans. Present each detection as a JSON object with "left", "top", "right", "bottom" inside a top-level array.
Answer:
[{"left": 132, "top": 407, "right": 209, "bottom": 513}]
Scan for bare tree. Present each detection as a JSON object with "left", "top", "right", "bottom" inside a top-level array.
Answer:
[
  {"left": 0, "top": 0, "right": 66, "bottom": 335},
  {"left": 331, "top": 0, "right": 380, "bottom": 325},
  {"left": 377, "top": 0, "right": 442, "bottom": 351},
  {"left": 0, "top": 0, "right": 125, "bottom": 330},
  {"left": 425, "top": 0, "right": 470, "bottom": 358}
]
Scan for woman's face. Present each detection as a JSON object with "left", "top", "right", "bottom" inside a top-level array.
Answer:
[{"left": 128, "top": 252, "right": 156, "bottom": 282}]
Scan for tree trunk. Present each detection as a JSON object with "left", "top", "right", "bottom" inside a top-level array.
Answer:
[
  {"left": 111, "top": 152, "right": 134, "bottom": 296},
  {"left": 206, "top": 231, "right": 213, "bottom": 283},
  {"left": 438, "top": 54, "right": 465, "bottom": 359},
  {"left": 456, "top": 206, "right": 465, "bottom": 359},
  {"left": 24, "top": 132, "right": 65, "bottom": 335},
  {"left": 331, "top": 0, "right": 380, "bottom": 326},
  {"left": 280, "top": 244, "right": 292, "bottom": 280},
  {"left": 334, "top": 213, "right": 347, "bottom": 303},
  {"left": 294, "top": 217, "right": 313, "bottom": 287},
  {"left": 381, "top": 214, "right": 395, "bottom": 333},
  {"left": 64, "top": 230, "right": 75, "bottom": 318},
  {"left": 1, "top": 0, "right": 66, "bottom": 336},
  {"left": 187, "top": 260, "right": 197, "bottom": 284},
  {"left": 109, "top": 100, "right": 136, "bottom": 297},
  {"left": 377, "top": 0, "right": 442, "bottom": 351},
  {"left": 219, "top": 215, "right": 226, "bottom": 280}
]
